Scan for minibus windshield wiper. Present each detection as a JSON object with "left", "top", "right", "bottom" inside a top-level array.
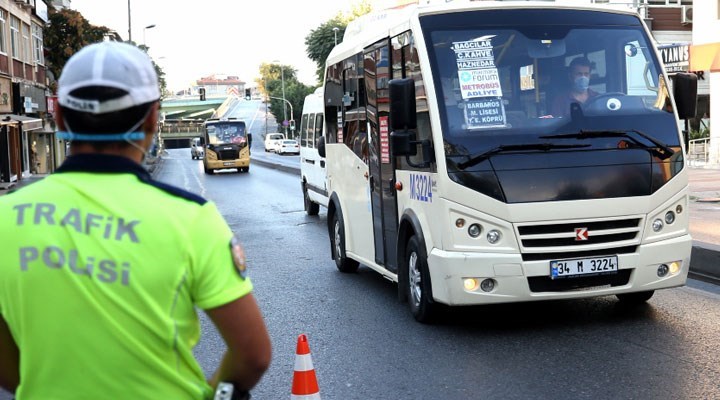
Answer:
[
  {"left": 540, "top": 129, "right": 675, "bottom": 160},
  {"left": 457, "top": 143, "right": 591, "bottom": 170}
]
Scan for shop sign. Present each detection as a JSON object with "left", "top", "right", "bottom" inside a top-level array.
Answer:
[{"left": 659, "top": 43, "right": 690, "bottom": 73}]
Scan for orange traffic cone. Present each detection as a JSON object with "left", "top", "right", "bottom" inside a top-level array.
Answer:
[{"left": 291, "top": 334, "right": 321, "bottom": 399}]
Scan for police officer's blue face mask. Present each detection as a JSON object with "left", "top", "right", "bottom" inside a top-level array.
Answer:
[{"left": 574, "top": 76, "right": 590, "bottom": 92}]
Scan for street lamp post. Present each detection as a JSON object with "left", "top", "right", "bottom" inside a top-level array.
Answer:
[
  {"left": 273, "top": 61, "right": 287, "bottom": 136},
  {"left": 269, "top": 96, "right": 293, "bottom": 136},
  {"left": 280, "top": 65, "right": 287, "bottom": 136},
  {"left": 333, "top": 27, "right": 339, "bottom": 45},
  {"left": 263, "top": 79, "right": 268, "bottom": 137},
  {"left": 143, "top": 24, "right": 156, "bottom": 46},
  {"left": 127, "top": 0, "right": 132, "bottom": 42}
]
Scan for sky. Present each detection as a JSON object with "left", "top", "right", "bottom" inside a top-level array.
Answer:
[{"left": 70, "top": 0, "right": 361, "bottom": 91}]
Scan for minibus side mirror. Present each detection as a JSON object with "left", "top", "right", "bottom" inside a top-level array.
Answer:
[
  {"left": 389, "top": 78, "right": 433, "bottom": 168},
  {"left": 317, "top": 135, "right": 326, "bottom": 158},
  {"left": 390, "top": 131, "right": 417, "bottom": 157},
  {"left": 389, "top": 78, "right": 417, "bottom": 130},
  {"left": 247, "top": 133, "right": 252, "bottom": 147},
  {"left": 672, "top": 72, "right": 698, "bottom": 120}
]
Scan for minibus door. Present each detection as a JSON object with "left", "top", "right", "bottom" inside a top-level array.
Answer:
[{"left": 366, "top": 42, "right": 399, "bottom": 273}]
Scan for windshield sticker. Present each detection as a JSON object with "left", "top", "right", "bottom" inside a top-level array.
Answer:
[
  {"left": 464, "top": 98, "right": 506, "bottom": 129},
  {"left": 452, "top": 38, "right": 502, "bottom": 99},
  {"left": 458, "top": 69, "right": 502, "bottom": 99}
]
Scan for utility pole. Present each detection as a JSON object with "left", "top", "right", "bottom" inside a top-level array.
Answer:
[
  {"left": 280, "top": 65, "right": 287, "bottom": 137},
  {"left": 127, "top": 0, "right": 132, "bottom": 42},
  {"left": 264, "top": 80, "right": 268, "bottom": 137}
]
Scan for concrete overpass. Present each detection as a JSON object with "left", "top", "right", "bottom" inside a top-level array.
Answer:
[
  {"left": 159, "top": 96, "right": 240, "bottom": 149},
  {"left": 160, "top": 96, "right": 227, "bottom": 120}
]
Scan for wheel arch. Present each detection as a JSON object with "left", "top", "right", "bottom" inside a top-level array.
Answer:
[
  {"left": 396, "top": 209, "right": 430, "bottom": 303},
  {"left": 327, "top": 192, "right": 341, "bottom": 260}
]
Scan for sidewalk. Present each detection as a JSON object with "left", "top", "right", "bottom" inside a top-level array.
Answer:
[{"left": 687, "top": 165, "right": 720, "bottom": 283}]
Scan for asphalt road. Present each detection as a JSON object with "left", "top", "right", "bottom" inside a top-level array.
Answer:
[{"left": 165, "top": 144, "right": 720, "bottom": 399}]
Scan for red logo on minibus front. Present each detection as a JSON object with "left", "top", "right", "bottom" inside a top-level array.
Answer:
[{"left": 575, "top": 228, "right": 589, "bottom": 241}]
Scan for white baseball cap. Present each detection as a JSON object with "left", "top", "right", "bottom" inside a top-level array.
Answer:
[{"left": 58, "top": 41, "right": 160, "bottom": 114}]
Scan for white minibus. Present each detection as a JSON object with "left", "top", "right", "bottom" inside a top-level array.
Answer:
[{"left": 318, "top": 1, "right": 698, "bottom": 322}]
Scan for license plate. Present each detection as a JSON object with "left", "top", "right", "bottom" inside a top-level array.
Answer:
[
  {"left": 223, "top": 162, "right": 234, "bottom": 166},
  {"left": 550, "top": 256, "right": 618, "bottom": 279}
]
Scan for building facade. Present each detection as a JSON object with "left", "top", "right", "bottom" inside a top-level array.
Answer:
[
  {"left": 689, "top": 0, "right": 719, "bottom": 165},
  {"left": 0, "top": 0, "right": 50, "bottom": 189}
]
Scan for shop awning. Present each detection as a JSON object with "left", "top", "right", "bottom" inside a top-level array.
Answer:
[
  {"left": 5, "top": 114, "right": 43, "bottom": 131},
  {"left": 689, "top": 42, "right": 720, "bottom": 72}
]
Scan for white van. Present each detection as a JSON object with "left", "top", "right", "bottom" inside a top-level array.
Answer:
[
  {"left": 264, "top": 133, "right": 285, "bottom": 152},
  {"left": 190, "top": 137, "right": 203, "bottom": 159},
  {"left": 299, "top": 87, "right": 326, "bottom": 215}
]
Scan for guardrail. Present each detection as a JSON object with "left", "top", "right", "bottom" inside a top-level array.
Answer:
[{"left": 688, "top": 138, "right": 710, "bottom": 166}]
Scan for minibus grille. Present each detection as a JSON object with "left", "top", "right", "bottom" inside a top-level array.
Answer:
[
  {"left": 520, "top": 245, "right": 637, "bottom": 262},
  {"left": 517, "top": 218, "right": 643, "bottom": 249},
  {"left": 218, "top": 149, "right": 239, "bottom": 160}
]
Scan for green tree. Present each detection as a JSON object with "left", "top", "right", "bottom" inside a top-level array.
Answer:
[
  {"left": 255, "top": 63, "right": 313, "bottom": 138},
  {"left": 305, "top": 0, "right": 372, "bottom": 84},
  {"left": 43, "top": 8, "right": 110, "bottom": 92},
  {"left": 305, "top": 15, "right": 346, "bottom": 84},
  {"left": 44, "top": 9, "right": 166, "bottom": 98},
  {"left": 137, "top": 45, "right": 167, "bottom": 99}
]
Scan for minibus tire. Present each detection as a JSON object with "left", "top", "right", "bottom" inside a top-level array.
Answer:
[
  {"left": 304, "top": 184, "right": 319, "bottom": 216},
  {"left": 616, "top": 290, "right": 654, "bottom": 305},
  {"left": 406, "top": 235, "right": 437, "bottom": 323},
  {"left": 332, "top": 211, "right": 359, "bottom": 273}
]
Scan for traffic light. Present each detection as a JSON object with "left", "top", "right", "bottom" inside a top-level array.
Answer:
[
  {"left": 290, "top": 120, "right": 296, "bottom": 131},
  {"left": 245, "top": 88, "right": 251, "bottom": 100},
  {"left": 199, "top": 87, "right": 206, "bottom": 101}
]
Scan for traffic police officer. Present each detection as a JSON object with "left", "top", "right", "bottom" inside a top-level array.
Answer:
[{"left": 0, "top": 41, "right": 271, "bottom": 399}]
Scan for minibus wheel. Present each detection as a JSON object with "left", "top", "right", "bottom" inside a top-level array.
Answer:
[
  {"left": 331, "top": 210, "right": 359, "bottom": 273},
  {"left": 406, "top": 235, "right": 437, "bottom": 323}
]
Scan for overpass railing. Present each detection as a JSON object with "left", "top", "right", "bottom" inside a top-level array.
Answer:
[{"left": 159, "top": 121, "right": 205, "bottom": 138}]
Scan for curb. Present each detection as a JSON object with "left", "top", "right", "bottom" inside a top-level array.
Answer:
[
  {"left": 251, "top": 156, "right": 301, "bottom": 175},
  {"left": 689, "top": 241, "right": 720, "bottom": 285}
]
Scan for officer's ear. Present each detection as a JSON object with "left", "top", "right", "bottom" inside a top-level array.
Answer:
[
  {"left": 55, "top": 106, "right": 66, "bottom": 131},
  {"left": 142, "top": 102, "right": 160, "bottom": 135}
]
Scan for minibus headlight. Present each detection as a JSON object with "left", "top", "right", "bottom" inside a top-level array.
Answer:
[
  {"left": 664, "top": 211, "right": 675, "bottom": 224},
  {"left": 652, "top": 219, "right": 664, "bottom": 232},
  {"left": 463, "top": 278, "right": 479, "bottom": 291},
  {"left": 468, "top": 224, "right": 482, "bottom": 238},
  {"left": 487, "top": 230, "right": 502, "bottom": 244}
]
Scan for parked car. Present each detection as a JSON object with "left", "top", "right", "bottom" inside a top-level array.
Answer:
[
  {"left": 190, "top": 137, "right": 204, "bottom": 159},
  {"left": 277, "top": 139, "right": 300, "bottom": 155},
  {"left": 264, "top": 133, "right": 285, "bottom": 152}
]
